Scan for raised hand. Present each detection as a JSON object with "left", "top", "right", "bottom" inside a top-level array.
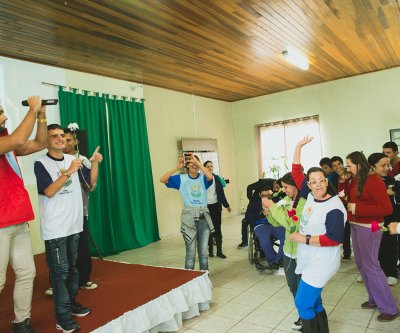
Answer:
[
  {"left": 90, "top": 146, "right": 103, "bottom": 163},
  {"left": 27, "top": 96, "right": 42, "bottom": 112},
  {"left": 177, "top": 156, "right": 184, "bottom": 169},
  {"left": 297, "top": 135, "right": 313, "bottom": 148}
]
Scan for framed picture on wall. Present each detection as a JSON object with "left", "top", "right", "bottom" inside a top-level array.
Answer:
[{"left": 390, "top": 129, "right": 400, "bottom": 146}]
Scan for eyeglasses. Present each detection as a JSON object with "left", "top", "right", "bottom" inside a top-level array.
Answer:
[{"left": 307, "top": 178, "right": 328, "bottom": 186}]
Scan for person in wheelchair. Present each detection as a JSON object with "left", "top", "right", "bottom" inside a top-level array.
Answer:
[
  {"left": 247, "top": 181, "right": 286, "bottom": 270},
  {"left": 238, "top": 178, "right": 285, "bottom": 248}
]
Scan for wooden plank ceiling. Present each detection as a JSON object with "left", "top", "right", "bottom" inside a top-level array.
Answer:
[{"left": 1, "top": 0, "right": 400, "bottom": 101}]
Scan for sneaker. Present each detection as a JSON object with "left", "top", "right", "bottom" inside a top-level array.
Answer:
[
  {"left": 291, "top": 317, "right": 302, "bottom": 330},
  {"left": 377, "top": 312, "right": 400, "bottom": 322},
  {"left": 357, "top": 275, "right": 363, "bottom": 283},
  {"left": 237, "top": 242, "right": 248, "bottom": 248},
  {"left": 12, "top": 318, "right": 36, "bottom": 333},
  {"left": 342, "top": 256, "right": 351, "bottom": 262},
  {"left": 71, "top": 303, "right": 91, "bottom": 317},
  {"left": 80, "top": 281, "right": 98, "bottom": 290},
  {"left": 56, "top": 320, "right": 80, "bottom": 333},
  {"left": 44, "top": 287, "right": 53, "bottom": 296},
  {"left": 216, "top": 252, "right": 227, "bottom": 259},
  {"left": 388, "top": 276, "right": 398, "bottom": 286},
  {"left": 361, "top": 301, "right": 377, "bottom": 309}
]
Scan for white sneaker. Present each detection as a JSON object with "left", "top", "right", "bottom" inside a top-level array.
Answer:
[
  {"left": 388, "top": 276, "right": 398, "bottom": 286},
  {"left": 291, "top": 317, "right": 302, "bottom": 330},
  {"left": 357, "top": 275, "right": 363, "bottom": 283},
  {"left": 44, "top": 287, "right": 53, "bottom": 296},
  {"left": 80, "top": 281, "right": 98, "bottom": 290}
]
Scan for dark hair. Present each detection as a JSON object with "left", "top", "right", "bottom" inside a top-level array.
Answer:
[
  {"left": 306, "top": 167, "right": 337, "bottom": 196},
  {"left": 319, "top": 157, "right": 331, "bottom": 167},
  {"left": 185, "top": 154, "right": 200, "bottom": 168},
  {"left": 258, "top": 178, "right": 275, "bottom": 193},
  {"left": 275, "top": 178, "right": 282, "bottom": 187},
  {"left": 281, "top": 172, "right": 301, "bottom": 208},
  {"left": 346, "top": 151, "right": 370, "bottom": 196},
  {"left": 368, "top": 153, "right": 388, "bottom": 167},
  {"left": 330, "top": 156, "right": 343, "bottom": 167},
  {"left": 47, "top": 124, "right": 63, "bottom": 131},
  {"left": 203, "top": 160, "right": 212, "bottom": 167},
  {"left": 63, "top": 127, "right": 74, "bottom": 135},
  {"left": 382, "top": 141, "right": 398, "bottom": 152}
]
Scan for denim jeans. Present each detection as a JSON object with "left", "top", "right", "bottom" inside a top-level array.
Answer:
[
  {"left": 184, "top": 218, "right": 210, "bottom": 271},
  {"left": 76, "top": 217, "right": 92, "bottom": 287},
  {"left": 0, "top": 223, "right": 36, "bottom": 322},
  {"left": 283, "top": 255, "right": 301, "bottom": 299},
  {"left": 45, "top": 233, "right": 80, "bottom": 325}
]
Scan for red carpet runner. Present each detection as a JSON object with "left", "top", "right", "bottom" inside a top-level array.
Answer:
[{"left": 0, "top": 254, "right": 207, "bottom": 332}]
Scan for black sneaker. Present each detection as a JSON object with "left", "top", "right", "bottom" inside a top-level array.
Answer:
[
  {"left": 55, "top": 320, "right": 80, "bottom": 333},
  {"left": 237, "top": 242, "right": 248, "bottom": 248},
  {"left": 292, "top": 317, "right": 302, "bottom": 330},
  {"left": 71, "top": 303, "right": 91, "bottom": 317},
  {"left": 12, "top": 318, "right": 36, "bottom": 333}
]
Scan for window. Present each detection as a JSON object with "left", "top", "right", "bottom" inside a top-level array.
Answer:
[{"left": 258, "top": 116, "right": 322, "bottom": 179}]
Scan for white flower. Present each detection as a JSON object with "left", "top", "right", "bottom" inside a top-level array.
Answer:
[
  {"left": 395, "top": 174, "right": 400, "bottom": 181},
  {"left": 67, "top": 122, "right": 79, "bottom": 131},
  {"left": 338, "top": 190, "right": 345, "bottom": 198}
]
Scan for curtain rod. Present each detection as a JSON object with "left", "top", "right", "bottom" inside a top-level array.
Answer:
[
  {"left": 41, "top": 81, "right": 145, "bottom": 101},
  {"left": 258, "top": 115, "right": 319, "bottom": 127}
]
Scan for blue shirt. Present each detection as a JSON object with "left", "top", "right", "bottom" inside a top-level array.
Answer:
[{"left": 166, "top": 173, "right": 212, "bottom": 207}]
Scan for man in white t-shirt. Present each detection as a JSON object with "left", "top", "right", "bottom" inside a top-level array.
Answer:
[{"left": 34, "top": 124, "right": 102, "bottom": 333}]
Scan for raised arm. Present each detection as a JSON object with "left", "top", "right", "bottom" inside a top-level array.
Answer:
[
  {"left": 0, "top": 96, "right": 45, "bottom": 155},
  {"left": 160, "top": 157, "right": 184, "bottom": 184},
  {"left": 88, "top": 146, "right": 103, "bottom": 191},
  {"left": 292, "top": 136, "right": 313, "bottom": 188}
]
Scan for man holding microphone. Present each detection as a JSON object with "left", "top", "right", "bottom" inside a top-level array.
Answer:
[{"left": 0, "top": 96, "right": 47, "bottom": 333}]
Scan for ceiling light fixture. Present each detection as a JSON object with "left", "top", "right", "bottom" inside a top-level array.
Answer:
[{"left": 282, "top": 47, "right": 309, "bottom": 70}]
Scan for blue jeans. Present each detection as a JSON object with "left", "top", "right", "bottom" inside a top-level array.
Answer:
[
  {"left": 45, "top": 233, "right": 80, "bottom": 325},
  {"left": 184, "top": 218, "right": 210, "bottom": 271},
  {"left": 254, "top": 223, "right": 285, "bottom": 264}
]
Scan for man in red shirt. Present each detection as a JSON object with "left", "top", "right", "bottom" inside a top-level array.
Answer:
[
  {"left": 382, "top": 141, "right": 400, "bottom": 177},
  {"left": 0, "top": 96, "right": 47, "bottom": 333}
]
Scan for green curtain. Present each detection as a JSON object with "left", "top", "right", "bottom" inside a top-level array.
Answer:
[
  {"left": 106, "top": 96, "right": 159, "bottom": 249},
  {"left": 58, "top": 87, "right": 159, "bottom": 256}
]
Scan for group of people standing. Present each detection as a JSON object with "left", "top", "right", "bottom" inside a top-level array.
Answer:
[
  {"left": 0, "top": 96, "right": 102, "bottom": 333},
  {"left": 263, "top": 136, "right": 400, "bottom": 332}
]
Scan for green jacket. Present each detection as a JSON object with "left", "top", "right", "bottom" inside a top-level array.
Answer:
[{"left": 267, "top": 196, "right": 306, "bottom": 257}]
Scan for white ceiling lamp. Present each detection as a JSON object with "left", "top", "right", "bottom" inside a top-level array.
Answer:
[{"left": 282, "top": 47, "right": 309, "bottom": 70}]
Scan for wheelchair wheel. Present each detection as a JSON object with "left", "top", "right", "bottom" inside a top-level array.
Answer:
[{"left": 248, "top": 224, "right": 254, "bottom": 264}]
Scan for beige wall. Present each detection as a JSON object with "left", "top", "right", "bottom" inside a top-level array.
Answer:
[
  {"left": 144, "top": 86, "right": 237, "bottom": 237},
  {"left": 232, "top": 67, "right": 400, "bottom": 210}
]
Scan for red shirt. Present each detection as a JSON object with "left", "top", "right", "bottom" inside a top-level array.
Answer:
[
  {"left": 0, "top": 131, "right": 34, "bottom": 228},
  {"left": 388, "top": 160, "right": 400, "bottom": 178},
  {"left": 347, "top": 173, "right": 392, "bottom": 224}
]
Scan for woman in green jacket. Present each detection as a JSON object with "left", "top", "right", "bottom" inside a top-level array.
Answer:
[{"left": 262, "top": 172, "right": 306, "bottom": 331}]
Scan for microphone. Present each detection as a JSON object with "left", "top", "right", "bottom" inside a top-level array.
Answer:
[{"left": 21, "top": 99, "right": 58, "bottom": 106}]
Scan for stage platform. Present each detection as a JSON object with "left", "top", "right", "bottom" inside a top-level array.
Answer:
[{"left": 0, "top": 254, "right": 212, "bottom": 332}]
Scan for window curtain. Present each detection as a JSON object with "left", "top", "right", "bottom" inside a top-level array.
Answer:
[
  {"left": 258, "top": 117, "right": 322, "bottom": 178},
  {"left": 58, "top": 87, "right": 159, "bottom": 256}
]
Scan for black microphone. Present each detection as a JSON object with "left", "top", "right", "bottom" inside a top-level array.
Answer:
[{"left": 21, "top": 99, "right": 58, "bottom": 106}]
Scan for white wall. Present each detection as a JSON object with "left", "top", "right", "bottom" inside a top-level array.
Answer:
[{"left": 232, "top": 67, "right": 400, "bottom": 208}]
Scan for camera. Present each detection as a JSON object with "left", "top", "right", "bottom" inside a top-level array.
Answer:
[
  {"left": 21, "top": 99, "right": 58, "bottom": 106},
  {"left": 183, "top": 153, "right": 191, "bottom": 164}
]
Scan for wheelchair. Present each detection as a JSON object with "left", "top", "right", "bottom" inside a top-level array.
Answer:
[{"left": 248, "top": 223, "right": 281, "bottom": 271}]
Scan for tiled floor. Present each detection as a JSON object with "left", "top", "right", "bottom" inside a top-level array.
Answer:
[{"left": 107, "top": 215, "right": 400, "bottom": 333}]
